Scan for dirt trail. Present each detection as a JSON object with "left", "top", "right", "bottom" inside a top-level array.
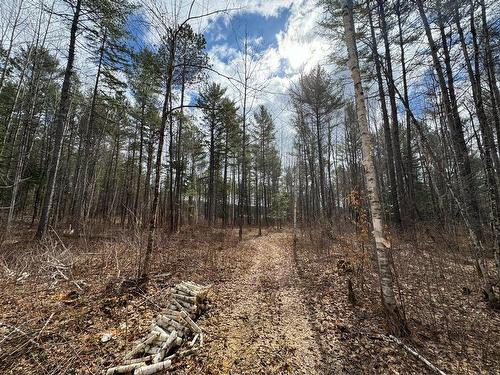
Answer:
[{"left": 194, "top": 231, "right": 331, "bottom": 375}]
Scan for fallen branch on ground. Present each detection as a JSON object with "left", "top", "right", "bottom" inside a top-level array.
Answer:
[{"left": 388, "top": 335, "right": 447, "bottom": 375}]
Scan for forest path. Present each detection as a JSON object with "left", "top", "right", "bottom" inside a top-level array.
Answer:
[{"left": 194, "top": 231, "right": 331, "bottom": 375}]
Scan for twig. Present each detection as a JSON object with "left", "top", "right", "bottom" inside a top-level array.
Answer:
[
  {"left": 0, "top": 321, "right": 40, "bottom": 348},
  {"left": 388, "top": 335, "right": 447, "bottom": 375},
  {"left": 36, "top": 313, "right": 55, "bottom": 341}
]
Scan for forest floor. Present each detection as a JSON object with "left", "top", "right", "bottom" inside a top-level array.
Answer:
[
  {"left": 0, "top": 224, "right": 499, "bottom": 374},
  {"left": 180, "top": 231, "right": 327, "bottom": 375}
]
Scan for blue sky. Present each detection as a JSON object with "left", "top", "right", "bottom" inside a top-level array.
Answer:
[
  {"left": 193, "top": 0, "right": 331, "bottom": 149},
  {"left": 204, "top": 7, "right": 291, "bottom": 57},
  {"left": 120, "top": 0, "right": 434, "bottom": 150},
  {"left": 126, "top": 0, "right": 437, "bottom": 150}
]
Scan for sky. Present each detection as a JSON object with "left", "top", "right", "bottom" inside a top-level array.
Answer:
[
  {"left": 136, "top": 0, "right": 334, "bottom": 153},
  {"left": 5, "top": 0, "right": 500, "bottom": 154},
  {"left": 0, "top": 0, "right": 336, "bottom": 155},
  {"left": 2, "top": 0, "right": 462, "bottom": 156}
]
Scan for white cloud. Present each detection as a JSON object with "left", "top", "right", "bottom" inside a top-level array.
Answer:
[
  {"left": 276, "top": 1, "right": 330, "bottom": 72},
  {"left": 195, "top": 0, "right": 331, "bottom": 153},
  {"left": 4, "top": 0, "right": 330, "bottom": 152},
  {"left": 143, "top": 0, "right": 295, "bottom": 42}
]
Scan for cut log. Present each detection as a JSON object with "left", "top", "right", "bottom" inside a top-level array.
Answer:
[
  {"left": 174, "top": 283, "right": 209, "bottom": 300},
  {"left": 175, "top": 299, "right": 197, "bottom": 311},
  {"left": 153, "top": 330, "right": 177, "bottom": 363},
  {"left": 124, "top": 332, "right": 159, "bottom": 360},
  {"left": 106, "top": 362, "right": 145, "bottom": 374},
  {"left": 151, "top": 325, "right": 167, "bottom": 336},
  {"left": 146, "top": 345, "right": 160, "bottom": 354},
  {"left": 123, "top": 355, "right": 154, "bottom": 365},
  {"left": 162, "top": 312, "right": 183, "bottom": 321},
  {"left": 157, "top": 315, "right": 184, "bottom": 332},
  {"left": 190, "top": 333, "right": 199, "bottom": 347},
  {"left": 172, "top": 293, "right": 197, "bottom": 304},
  {"left": 174, "top": 285, "right": 198, "bottom": 296},
  {"left": 106, "top": 281, "right": 210, "bottom": 375},
  {"left": 172, "top": 300, "right": 202, "bottom": 333},
  {"left": 134, "top": 360, "right": 172, "bottom": 375}
]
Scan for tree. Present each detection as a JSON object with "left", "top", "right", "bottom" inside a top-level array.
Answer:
[
  {"left": 138, "top": 9, "right": 210, "bottom": 278},
  {"left": 291, "top": 66, "right": 342, "bottom": 219},
  {"left": 340, "top": 0, "right": 409, "bottom": 336},
  {"left": 36, "top": 0, "right": 82, "bottom": 240},
  {"left": 220, "top": 98, "right": 240, "bottom": 227},
  {"left": 366, "top": 0, "right": 401, "bottom": 226},
  {"left": 197, "top": 82, "right": 227, "bottom": 226},
  {"left": 376, "top": 0, "right": 407, "bottom": 224},
  {"left": 253, "top": 105, "right": 278, "bottom": 233},
  {"left": 71, "top": 0, "right": 134, "bottom": 235},
  {"left": 416, "top": 0, "right": 481, "bottom": 237},
  {"left": 171, "top": 24, "right": 207, "bottom": 231},
  {"left": 127, "top": 47, "right": 162, "bottom": 227}
]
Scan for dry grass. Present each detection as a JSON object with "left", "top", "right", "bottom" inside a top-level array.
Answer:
[
  {"left": 1, "top": 222, "right": 499, "bottom": 374},
  {"left": 0, "top": 224, "right": 247, "bottom": 374},
  {"left": 293, "top": 221, "right": 500, "bottom": 374}
]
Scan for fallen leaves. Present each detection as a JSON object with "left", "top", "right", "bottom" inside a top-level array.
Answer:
[{"left": 1, "top": 226, "right": 499, "bottom": 374}]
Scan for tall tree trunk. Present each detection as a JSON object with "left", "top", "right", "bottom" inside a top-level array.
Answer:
[
  {"left": 377, "top": 0, "right": 406, "bottom": 225},
  {"left": 367, "top": 0, "right": 401, "bottom": 226},
  {"left": 174, "top": 68, "right": 186, "bottom": 231},
  {"left": 133, "top": 101, "right": 146, "bottom": 226},
  {"left": 73, "top": 31, "right": 106, "bottom": 234},
  {"left": 143, "top": 131, "right": 153, "bottom": 226},
  {"left": 454, "top": 2, "right": 500, "bottom": 283},
  {"left": 327, "top": 122, "right": 335, "bottom": 218},
  {"left": 395, "top": 0, "right": 416, "bottom": 221},
  {"left": 168, "top": 94, "right": 174, "bottom": 231},
  {"left": 3, "top": 4, "right": 47, "bottom": 239},
  {"left": 239, "top": 36, "right": 248, "bottom": 240},
  {"left": 35, "top": 0, "right": 81, "bottom": 240},
  {"left": 315, "top": 111, "right": 327, "bottom": 217},
  {"left": 208, "top": 119, "right": 215, "bottom": 226},
  {"left": 388, "top": 64, "right": 500, "bottom": 304},
  {"left": 140, "top": 32, "right": 176, "bottom": 279},
  {"left": 222, "top": 130, "right": 229, "bottom": 227},
  {"left": 478, "top": 0, "right": 500, "bottom": 156},
  {"left": 341, "top": 0, "right": 409, "bottom": 336},
  {"left": 416, "top": 0, "right": 481, "bottom": 237}
]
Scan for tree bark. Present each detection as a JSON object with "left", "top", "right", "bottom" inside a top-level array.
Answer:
[
  {"left": 377, "top": 0, "right": 406, "bottom": 225},
  {"left": 35, "top": 0, "right": 81, "bottom": 240},
  {"left": 395, "top": 0, "right": 416, "bottom": 221},
  {"left": 341, "top": 0, "right": 409, "bottom": 336},
  {"left": 416, "top": 0, "right": 481, "bottom": 236},
  {"left": 139, "top": 31, "right": 176, "bottom": 279},
  {"left": 239, "top": 35, "right": 249, "bottom": 240},
  {"left": 367, "top": 0, "right": 401, "bottom": 227}
]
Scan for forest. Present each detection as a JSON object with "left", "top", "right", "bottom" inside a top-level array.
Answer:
[{"left": 0, "top": 0, "right": 499, "bottom": 373}]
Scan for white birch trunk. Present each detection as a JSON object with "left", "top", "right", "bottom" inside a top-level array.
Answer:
[{"left": 340, "top": 0, "right": 408, "bottom": 336}]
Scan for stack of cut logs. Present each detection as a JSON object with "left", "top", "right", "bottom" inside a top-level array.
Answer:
[{"left": 106, "top": 281, "right": 211, "bottom": 375}]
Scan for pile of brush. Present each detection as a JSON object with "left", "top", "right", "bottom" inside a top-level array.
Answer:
[{"left": 106, "top": 281, "right": 211, "bottom": 375}]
